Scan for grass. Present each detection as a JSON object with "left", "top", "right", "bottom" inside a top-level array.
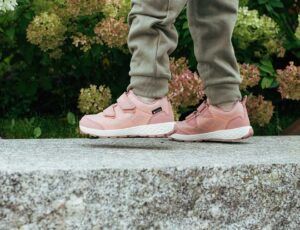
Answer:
[
  {"left": 0, "top": 115, "right": 81, "bottom": 139},
  {"left": 253, "top": 113, "right": 297, "bottom": 136},
  {"left": 0, "top": 113, "right": 298, "bottom": 139}
]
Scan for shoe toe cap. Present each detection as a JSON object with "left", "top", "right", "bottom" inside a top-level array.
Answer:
[{"left": 79, "top": 115, "right": 104, "bottom": 130}]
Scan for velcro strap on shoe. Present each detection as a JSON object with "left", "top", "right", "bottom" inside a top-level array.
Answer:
[
  {"left": 103, "top": 104, "right": 117, "bottom": 117},
  {"left": 117, "top": 93, "right": 136, "bottom": 110},
  {"left": 103, "top": 93, "right": 136, "bottom": 117}
]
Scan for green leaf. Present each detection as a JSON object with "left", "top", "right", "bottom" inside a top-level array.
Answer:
[
  {"left": 259, "top": 65, "right": 275, "bottom": 75},
  {"left": 294, "top": 51, "right": 300, "bottom": 59},
  {"left": 260, "top": 59, "right": 273, "bottom": 67},
  {"left": 285, "top": 39, "right": 300, "bottom": 50},
  {"left": 10, "top": 119, "right": 15, "bottom": 130},
  {"left": 258, "top": 0, "right": 267, "bottom": 4},
  {"left": 4, "top": 54, "right": 13, "bottom": 64},
  {"left": 20, "top": 45, "right": 35, "bottom": 64},
  {"left": 182, "top": 21, "right": 189, "bottom": 30},
  {"left": 30, "top": 117, "right": 35, "bottom": 124},
  {"left": 40, "top": 76, "right": 53, "bottom": 91},
  {"left": 261, "top": 77, "right": 274, "bottom": 89},
  {"left": 24, "top": 12, "right": 33, "bottom": 20},
  {"left": 265, "top": 4, "right": 273, "bottom": 12},
  {"left": 270, "top": 0, "right": 284, "bottom": 8},
  {"left": 24, "top": 117, "right": 35, "bottom": 126},
  {"left": 33, "top": 127, "right": 42, "bottom": 138},
  {"left": 67, "top": 112, "right": 76, "bottom": 125},
  {"left": 259, "top": 59, "right": 275, "bottom": 76},
  {"left": 5, "top": 27, "right": 15, "bottom": 41}
]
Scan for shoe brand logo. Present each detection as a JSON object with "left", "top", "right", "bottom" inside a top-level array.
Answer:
[{"left": 152, "top": 107, "right": 163, "bottom": 114}]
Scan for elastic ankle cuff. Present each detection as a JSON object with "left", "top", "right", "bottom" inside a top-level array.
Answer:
[
  {"left": 205, "top": 83, "right": 242, "bottom": 106},
  {"left": 127, "top": 76, "right": 169, "bottom": 98}
]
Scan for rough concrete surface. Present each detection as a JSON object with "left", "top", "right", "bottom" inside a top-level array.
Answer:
[{"left": 0, "top": 137, "right": 300, "bottom": 229}]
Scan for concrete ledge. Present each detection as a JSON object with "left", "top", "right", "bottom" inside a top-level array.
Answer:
[{"left": 0, "top": 137, "right": 300, "bottom": 229}]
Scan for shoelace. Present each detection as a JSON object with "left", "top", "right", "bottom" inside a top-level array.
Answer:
[{"left": 186, "top": 101, "right": 209, "bottom": 120}]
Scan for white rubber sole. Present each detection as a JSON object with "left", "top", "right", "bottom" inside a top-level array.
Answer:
[
  {"left": 170, "top": 126, "right": 253, "bottom": 142},
  {"left": 80, "top": 122, "right": 175, "bottom": 138}
]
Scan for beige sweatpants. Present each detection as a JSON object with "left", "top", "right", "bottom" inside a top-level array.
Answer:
[{"left": 127, "top": 0, "right": 242, "bottom": 105}]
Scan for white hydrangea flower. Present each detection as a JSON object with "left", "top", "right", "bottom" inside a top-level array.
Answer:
[{"left": 0, "top": 0, "right": 18, "bottom": 12}]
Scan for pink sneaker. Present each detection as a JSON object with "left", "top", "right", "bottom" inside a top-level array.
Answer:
[
  {"left": 169, "top": 97, "right": 254, "bottom": 142},
  {"left": 79, "top": 91, "right": 175, "bottom": 137}
]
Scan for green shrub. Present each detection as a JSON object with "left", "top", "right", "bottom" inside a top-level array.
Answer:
[{"left": 0, "top": 0, "right": 299, "bottom": 131}]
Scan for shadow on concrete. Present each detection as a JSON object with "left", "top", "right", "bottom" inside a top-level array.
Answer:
[
  {"left": 201, "top": 141, "right": 250, "bottom": 145},
  {"left": 81, "top": 144, "right": 171, "bottom": 150},
  {"left": 81, "top": 139, "right": 250, "bottom": 150},
  {"left": 168, "top": 139, "right": 251, "bottom": 145}
]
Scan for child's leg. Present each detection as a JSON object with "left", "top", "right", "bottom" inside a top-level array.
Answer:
[
  {"left": 127, "top": 0, "right": 187, "bottom": 99},
  {"left": 187, "top": 0, "right": 242, "bottom": 106},
  {"left": 80, "top": 0, "right": 187, "bottom": 138},
  {"left": 170, "top": 0, "right": 253, "bottom": 142}
]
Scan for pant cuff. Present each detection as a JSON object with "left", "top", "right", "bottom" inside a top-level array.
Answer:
[
  {"left": 205, "top": 83, "right": 242, "bottom": 106},
  {"left": 127, "top": 76, "right": 169, "bottom": 98}
]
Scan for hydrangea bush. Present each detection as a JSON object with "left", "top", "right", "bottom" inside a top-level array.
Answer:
[
  {"left": 26, "top": 12, "right": 67, "bottom": 58},
  {"left": 246, "top": 95, "right": 274, "bottom": 127},
  {"left": 94, "top": 17, "right": 128, "bottom": 49},
  {"left": 26, "top": 1, "right": 129, "bottom": 55},
  {"left": 0, "top": 0, "right": 17, "bottom": 12},
  {"left": 168, "top": 57, "right": 204, "bottom": 109},
  {"left": 276, "top": 62, "right": 300, "bottom": 100},
  {"left": 234, "top": 7, "right": 285, "bottom": 58},
  {"left": 102, "top": 0, "right": 131, "bottom": 19},
  {"left": 78, "top": 85, "right": 112, "bottom": 114},
  {"left": 0, "top": 0, "right": 299, "bottom": 132},
  {"left": 239, "top": 63, "right": 261, "bottom": 91}
]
